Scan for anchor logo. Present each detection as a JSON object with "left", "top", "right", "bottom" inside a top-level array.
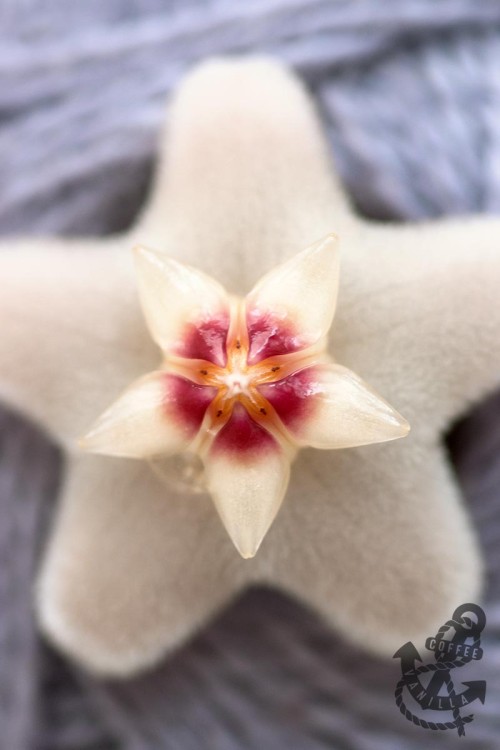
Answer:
[{"left": 393, "top": 603, "right": 486, "bottom": 736}]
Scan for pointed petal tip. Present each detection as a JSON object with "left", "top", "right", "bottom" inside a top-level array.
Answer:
[
  {"left": 299, "top": 231, "right": 339, "bottom": 268},
  {"left": 78, "top": 422, "right": 163, "bottom": 459},
  {"left": 132, "top": 244, "right": 164, "bottom": 280},
  {"left": 132, "top": 243, "right": 165, "bottom": 266},
  {"left": 318, "top": 231, "right": 338, "bottom": 248},
  {"left": 77, "top": 435, "right": 92, "bottom": 453},
  {"left": 216, "top": 484, "right": 287, "bottom": 556},
  {"left": 394, "top": 413, "right": 411, "bottom": 438},
  {"left": 375, "top": 408, "right": 410, "bottom": 444},
  {"left": 132, "top": 243, "right": 152, "bottom": 259},
  {"left": 77, "top": 403, "right": 131, "bottom": 457},
  {"left": 213, "top": 490, "right": 280, "bottom": 560},
  {"left": 77, "top": 433, "right": 92, "bottom": 451},
  {"left": 241, "top": 550, "right": 258, "bottom": 560},
  {"left": 133, "top": 244, "right": 181, "bottom": 278},
  {"left": 227, "top": 527, "right": 265, "bottom": 559},
  {"left": 77, "top": 423, "right": 121, "bottom": 457}
]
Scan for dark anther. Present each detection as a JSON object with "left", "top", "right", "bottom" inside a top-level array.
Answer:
[
  {"left": 216, "top": 409, "right": 223, "bottom": 417},
  {"left": 260, "top": 407, "right": 267, "bottom": 415},
  {"left": 271, "top": 366, "right": 280, "bottom": 372},
  {"left": 236, "top": 340, "right": 241, "bottom": 349},
  {"left": 200, "top": 369, "right": 208, "bottom": 375}
]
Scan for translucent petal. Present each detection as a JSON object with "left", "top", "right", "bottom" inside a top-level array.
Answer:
[
  {"left": 204, "top": 405, "right": 291, "bottom": 558},
  {"left": 80, "top": 371, "right": 215, "bottom": 458},
  {"left": 260, "top": 364, "right": 409, "bottom": 449},
  {"left": 246, "top": 234, "right": 339, "bottom": 356},
  {"left": 148, "top": 452, "right": 207, "bottom": 495},
  {"left": 134, "top": 246, "right": 230, "bottom": 363}
]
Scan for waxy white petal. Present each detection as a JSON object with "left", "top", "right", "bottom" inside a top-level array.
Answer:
[
  {"left": 204, "top": 407, "right": 291, "bottom": 558},
  {"left": 134, "top": 246, "right": 229, "bottom": 356},
  {"left": 81, "top": 371, "right": 213, "bottom": 458},
  {"left": 262, "top": 364, "right": 409, "bottom": 449},
  {"left": 206, "top": 452, "right": 290, "bottom": 559},
  {"left": 246, "top": 234, "right": 340, "bottom": 347}
]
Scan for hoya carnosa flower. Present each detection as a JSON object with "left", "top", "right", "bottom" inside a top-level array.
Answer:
[{"left": 81, "top": 234, "right": 409, "bottom": 558}]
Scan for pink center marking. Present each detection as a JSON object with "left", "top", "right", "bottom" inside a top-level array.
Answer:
[
  {"left": 174, "top": 314, "right": 230, "bottom": 366},
  {"left": 165, "top": 307, "right": 315, "bottom": 451},
  {"left": 257, "top": 367, "right": 317, "bottom": 431},
  {"left": 164, "top": 374, "right": 217, "bottom": 435},
  {"left": 246, "top": 309, "right": 304, "bottom": 365},
  {"left": 211, "top": 403, "right": 277, "bottom": 459}
]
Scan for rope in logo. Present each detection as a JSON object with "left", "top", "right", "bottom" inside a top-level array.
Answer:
[{"left": 395, "top": 628, "right": 481, "bottom": 733}]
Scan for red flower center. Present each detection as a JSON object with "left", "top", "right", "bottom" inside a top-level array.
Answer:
[{"left": 164, "top": 300, "right": 319, "bottom": 449}]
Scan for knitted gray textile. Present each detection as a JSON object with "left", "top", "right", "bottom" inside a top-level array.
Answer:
[{"left": 2, "top": 1, "right": 500, "bottom": 748}]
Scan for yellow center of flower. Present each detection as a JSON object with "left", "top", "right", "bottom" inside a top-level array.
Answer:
[{"left": 165, "top": 300, "right": 319, "bottom": 442}]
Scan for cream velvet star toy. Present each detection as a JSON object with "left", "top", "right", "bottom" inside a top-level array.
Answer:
[{"left": 1, "top": 58, "right": 499, "bottom": 676}]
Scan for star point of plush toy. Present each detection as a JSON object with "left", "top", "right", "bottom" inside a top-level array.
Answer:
[{"left": 0, "top": 56, "right": 499, "bottom": 676}]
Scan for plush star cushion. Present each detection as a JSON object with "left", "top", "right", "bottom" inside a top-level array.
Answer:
[{"left": 1, "top": 58, "right": 499, "bottom": 676}]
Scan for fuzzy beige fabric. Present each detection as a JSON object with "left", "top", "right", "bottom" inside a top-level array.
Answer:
[{"left": 1, "top": 58, "right": 499, "bottom": 676}]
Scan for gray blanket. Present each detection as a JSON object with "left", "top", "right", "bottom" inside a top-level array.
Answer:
[{"left": 2, "top": 1, "right": 500, "bottom": 748}]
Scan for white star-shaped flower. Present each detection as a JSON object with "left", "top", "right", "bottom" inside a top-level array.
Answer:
[{"left": 81, "top": 236, "right": 408, "bottom": 557}]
